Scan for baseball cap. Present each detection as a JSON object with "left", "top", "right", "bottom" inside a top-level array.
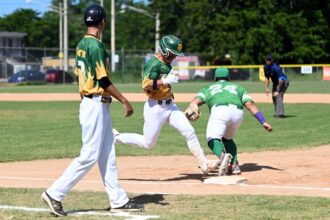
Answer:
[
  {"left": 265, "top": 54, "right": 273, "bottom": 61},
  {"left": 215, "top": 67, "right": 229, "bottom": 78}
]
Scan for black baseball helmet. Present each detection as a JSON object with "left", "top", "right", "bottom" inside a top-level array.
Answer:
[{"left": 84, "top": 4, "right": 106, "bottom": 27}]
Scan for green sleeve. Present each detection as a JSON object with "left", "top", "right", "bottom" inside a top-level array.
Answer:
[
  {"left": 144, "top": 65, "right": 159, "bottom": 80},
  {"left": 240, "top": 86, "right": 253, "bottom": 104},
  {"left": 196, "top": 87, "right": 208, "bottom": 103}
]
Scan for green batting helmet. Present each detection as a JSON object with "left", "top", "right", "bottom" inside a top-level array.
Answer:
[
  {"left": 159, "top": 35, "right": 184, "bottom": 57},
  {"left": 215, "top": 67, "right": 229, "bottom": 78}
]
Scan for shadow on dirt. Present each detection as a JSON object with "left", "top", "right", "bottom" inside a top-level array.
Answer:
[
  {"left": 120, "top": 173, "right": 203, "bottom": 182},
  {"left": 240, "top": 163, "right": 283, "bottom": 172}
]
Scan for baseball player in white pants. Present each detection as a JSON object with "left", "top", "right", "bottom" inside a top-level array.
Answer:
[
  {"left": 115, "top": 35, "right": 217, "bottom": 174},
  {"left": 41, "top": 5, "right": 143, "bottom": 217}
]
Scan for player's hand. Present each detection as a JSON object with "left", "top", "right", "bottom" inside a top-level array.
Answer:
[
  {"left": 262, "top": 122, "right": 272, "bottom": 132},
  {"left": 273, "top": 91, "right": 279, "bottom": 97},
  {"left": 122, "top": 100, "right": 133, "bottom": 117},
  {"left": 162, "top": 73, "right": 179, "bottom": 85}
]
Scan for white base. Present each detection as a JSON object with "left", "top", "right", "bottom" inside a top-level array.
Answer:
[{"left": 204, "top": 176, "right": 247, "bottom": 185}]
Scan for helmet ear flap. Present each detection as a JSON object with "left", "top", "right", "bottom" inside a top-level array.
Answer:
[{"left": 159, "top": 47, "right": 169, "bottom": 57}]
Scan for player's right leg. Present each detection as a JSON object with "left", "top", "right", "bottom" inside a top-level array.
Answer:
[
  {"left": 206, "top": 106, "right": 235, "bottom": 175},
  {"left": 115, "top": 100, "right": 168, "bottom": 149},
  {"left": 43, "top": 98, "right": 107, "bottom": 215}
]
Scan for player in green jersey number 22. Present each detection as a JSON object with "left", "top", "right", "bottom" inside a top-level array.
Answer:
[{"left": 187, "top": 67, "right": 272, "bottom": 176}]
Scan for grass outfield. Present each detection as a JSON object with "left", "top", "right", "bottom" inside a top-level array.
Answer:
[
  {"left": 0, "top": 81, "right": 330, "bottom": 93},
  {"left": 0, "top": 188, "right": 329, "bottom": 219},
  {"left": 1, "top": 101, "right": 330, "bottom": 162}
]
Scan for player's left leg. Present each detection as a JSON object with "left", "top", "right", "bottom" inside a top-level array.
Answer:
[
  {"left": 168, "top": 104, "right": 216, "bottom": 174},
  {"left": 46, "top": 99, "right": 107, "bottom": 202},
  {"left": 115, "top": 100, "right": 168, "bottom": 148},
  {"left": 275, "top": 92, "right": 285, "bottom": 116},
  {"left": 222, "top": 107, "right": 244, "bottom": 174}
]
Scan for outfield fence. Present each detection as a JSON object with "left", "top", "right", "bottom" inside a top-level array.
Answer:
[{"left": 1, "top": 46, "right": 330, "bottom": 83}]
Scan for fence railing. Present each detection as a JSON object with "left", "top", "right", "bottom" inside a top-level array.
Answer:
[{"left": 1, "top": 46, "right": 330, "bottom": 83}]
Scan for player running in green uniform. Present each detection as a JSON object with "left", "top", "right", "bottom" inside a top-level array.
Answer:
[{"left": 188, "top": 67, "right": 273, "bottom": 175}]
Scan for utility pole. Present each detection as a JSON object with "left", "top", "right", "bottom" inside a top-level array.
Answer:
[
  {"left": 63, "top": 0, "right": 68, "bottom": 72},
  {"left": 100, "top": 0, "right": 104, "bottom": 40},
  {"left": 111, "top": 0, "right": 116, "bottom": 72},
  {"left": 59, "top": 2, "right": 64, "bottom": 83},
  {"left": 155, "top": 12, "right": 160, "bottom": 53}
]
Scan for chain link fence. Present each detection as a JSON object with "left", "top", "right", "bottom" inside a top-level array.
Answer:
[{"left": 0, "top": 46, "right": 328, "bottom": 83}]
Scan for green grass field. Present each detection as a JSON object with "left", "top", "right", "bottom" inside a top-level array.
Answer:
[
  {"left": 1, "top": 95, "right": 329, "bottom": 219},
  {"left": 0, "top": 80, "right": 330, "bottom": 93},
  {"left": 0, "top": 188, "right": 329, "bottom": 220},
  {"left": 1, "top": 101, "right": 330, "bottom": 162}
]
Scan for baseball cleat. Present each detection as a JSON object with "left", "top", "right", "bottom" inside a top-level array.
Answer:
[
  {"left": 227, "top": 162, "right": 241, "bottom": 175},
  {"left": 112, "top": 128, "right": 120, "bottom": 137},
  {"left": 111, "top": 200, "right": 144, "bottom": 212},
  {"left": 201, "top": 160, "right": 221, "bottom": 175},
  {"left": 218, "top": 153, "right": 233, "bottom": 176},
  {"left": 41, "top": 192, "right": 67, "bottom": 217}
]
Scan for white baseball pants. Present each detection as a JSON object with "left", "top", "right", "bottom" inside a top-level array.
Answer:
[
  {"left": 115, "top": 98, "right": 204, "bottom": 155},
  {"left": 206, "top": 105, "right": 244, "bottom": 141},
  {"left": 47, "top": 96, "right": 128, "bottom": 208}
]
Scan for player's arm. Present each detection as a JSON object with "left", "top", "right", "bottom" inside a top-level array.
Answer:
[
  {"left": 265, "top": 77, "right": 270, "bottom": 95},
  {"left": 244, "top": 101, "right": 272, "bottom": 132},
  {"left": 264, "top": 66, "right": 271, "bottom": 96},
  {"left": 185, "top": 97, "right": 203, "bottom": 121},
  {"left": 184, "top": 89, "right": 207, "bottom": 120},
  {"left": 99, "top": 77, "right": 133, "bottom": 117},
  {"left": 143, "top": 73, "right": 178, "bottom": 91},
  {"left": 190, "top": 97, "right": 203, "bottom": 106},
  {"left": 142, "top": 77, "right": 167, "bottom": 90}
]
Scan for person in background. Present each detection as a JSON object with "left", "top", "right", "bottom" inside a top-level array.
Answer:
[{"left": 264, "top": 54, "right": 290, "bottom": 118}]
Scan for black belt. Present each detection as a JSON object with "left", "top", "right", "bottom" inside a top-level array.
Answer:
[
  {"left": 157, "top": 99, "right": 172, "bottom": 105},
  {"left": 83, "top": 94, "right": 112, "bottom": 103}
]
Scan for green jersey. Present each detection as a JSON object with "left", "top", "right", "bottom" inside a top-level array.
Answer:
[
  {"left": 141, "top": 55, "right": 172, "bottom": 100},
  {"left": 74, "top": 35, "right": 111, "bottom": 96},
  {"left": 196, "top": 80, "right": 253, "bottom": 110}
]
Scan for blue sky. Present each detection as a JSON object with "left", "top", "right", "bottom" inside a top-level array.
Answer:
[
  {"left": 0, "top": 0, "right": 54, "bottom": 17},
  {"left": 0, "top": 0, "right": 146, "bottom": 17}
]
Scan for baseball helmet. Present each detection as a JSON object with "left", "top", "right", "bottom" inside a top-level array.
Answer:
[
  {"left": 159, "top": 35, "right": 184, "bottom": 57},
  {"left": 215, "top": 67, "right": 229, "bottom": 78},
  {"left": 84, "top": 4, "right": 106, "bottom": 27}
]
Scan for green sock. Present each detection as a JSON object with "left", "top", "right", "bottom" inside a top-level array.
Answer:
[
  {"left": 222, "top": 138, "right": 237, "bottom": 164},
  {"left": 207, "top": 139, "right": 224, "bottom": 159}
]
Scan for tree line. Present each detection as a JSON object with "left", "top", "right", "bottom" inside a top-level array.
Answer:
[{"left": 0, "top": 0, "right": 329, "bottom": 65}]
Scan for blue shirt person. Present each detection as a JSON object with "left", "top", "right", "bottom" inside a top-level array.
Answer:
[{"left": 263, "top": 54, "right": 289, "bottom": 118}]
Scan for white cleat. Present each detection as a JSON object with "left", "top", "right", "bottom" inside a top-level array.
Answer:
[
  {"left": 201, "top": 160, "right": 221, "bottom": 175},
  {"left": 218, "top": 153, "right": 233, "bottom": 176},
  {"left": 112, "top": 128, "right": 120, "bottom": 137}
]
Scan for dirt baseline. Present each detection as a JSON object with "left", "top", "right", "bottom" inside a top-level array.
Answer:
[{"left": 0, "top": 146, "right": 329, "bottom": 198}]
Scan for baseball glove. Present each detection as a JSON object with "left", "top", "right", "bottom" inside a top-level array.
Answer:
[{"left": 184, "top": 103, "right": 201, "bottom": 121}]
